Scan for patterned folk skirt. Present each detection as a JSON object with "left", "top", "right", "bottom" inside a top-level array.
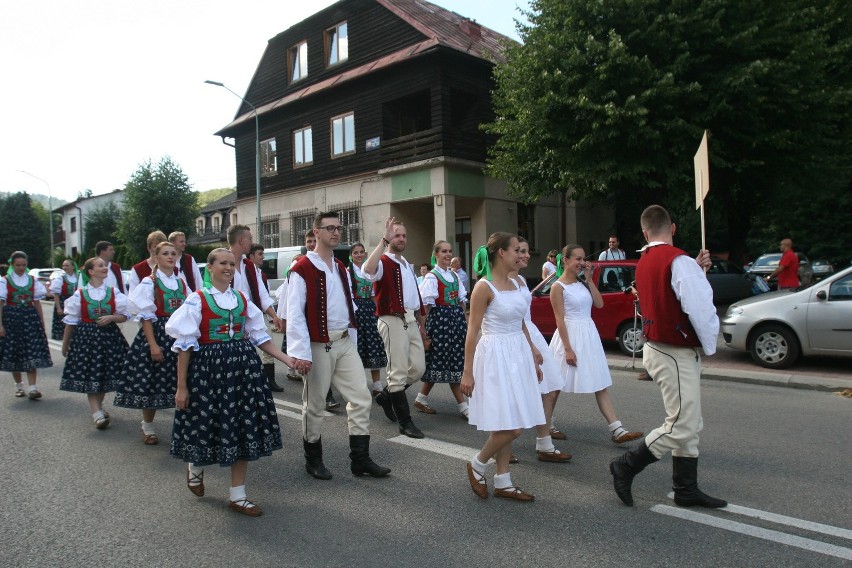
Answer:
[
  {"left": 59, "top": 322, "right": 129, "bottom": 393},
  {"left": 51, "top": 294, "right": 73, "bottom": 341},
  {"left": 0, "top": 305, "right": 53, "bottom": 372},
  {"left": 423, "top": 304, "right": 466, "bottom": 383},
  {"left": 170, "top": 339, "right": 282, "bottom": 467},
  {"left": 353, "top": 297, "right": 387, "bottom": 370},
  {"left": 114, "top": 317, "right": 178, "bottom": 409}
]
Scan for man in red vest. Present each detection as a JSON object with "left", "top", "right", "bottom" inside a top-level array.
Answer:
[
  {"left": 610, "top": 205, "right": 726, "bottom": 509},
  {"left": 286, "top": 212, "right": 390, "bottom": 479},
  {"left": 361, "top": 217, "right": 427, "bottom": 439},
  {"left": 93, "top": 241, "right": 125, "bottom": 293},
  {"left": 227, "top": 224, "right": 284, "bottom": 393},
  {"left": 169, "top": 231, "right": 202, "bottom": 292}
]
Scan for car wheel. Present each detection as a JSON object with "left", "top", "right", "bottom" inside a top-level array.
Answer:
[
  {"left": 748, "top": 324, "right": 800, "bottom": 369},
  {"left": 616, "top": 321, "right": 644, "bottom": 356}
]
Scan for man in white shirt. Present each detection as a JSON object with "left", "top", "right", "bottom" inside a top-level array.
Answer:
[
  {"left": 599, "top": 236, "right": 627, "bottom": 261},
  {"left": 93, "top": 241, "right": 124, "bottom": 292},
  {"left": 610, "top": 205, "right": 726, "bottom": 510},
  {"left": 169, "top": 231, "right": 203, "bottom": 292},
  {"left": 286, "top": 212, "right": 390, "bottom": 480},
  {"left": 361, "top": 217, "right": 428, "bottom": 439},
  {"left": 450, "top": 257, "right": 469, "bottom": 293}
]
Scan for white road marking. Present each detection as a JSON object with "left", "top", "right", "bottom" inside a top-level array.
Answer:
[
  {"left": 277, "top": 409, "right": 302, "bottom": 421},
  {"left": 272, "top": 398, "right": 302, "bottom": 410},
  {"left": 665, "top": 492, "right": 852, "bottom": 540},
  {"left": 652, "top": 505, "right": 852, "bottom": 561},
  {"left": 387, "top": 435, "right": 479, "bottom": 462}
]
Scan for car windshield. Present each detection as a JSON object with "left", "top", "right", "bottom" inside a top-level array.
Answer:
[{"left": 752, "top": 254, "right": 781, "bottom": 268}]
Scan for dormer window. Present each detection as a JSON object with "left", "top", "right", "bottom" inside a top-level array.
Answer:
[
  {"left": 288, "top": 41, "right": 308, "bottom": 83},
  {"left": 325, "top": 21, "right": 348, "bottom": 66}
]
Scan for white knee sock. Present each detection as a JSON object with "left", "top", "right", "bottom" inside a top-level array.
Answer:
[
  {"left": 535, "top": 435, "right": 555, "bottom": 452},
  {"left": 493, "top": 472, "right": 512, "bottom": 490}
]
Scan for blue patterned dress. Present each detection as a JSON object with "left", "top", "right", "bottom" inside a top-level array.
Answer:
[
  {"left": 419, "top": 266, "right": 467, "bottom": 383},
  {"left": 49, "top": 273, "right": 78, "bottom": 341},
  {"left": 59, "top": 284, "right": 130, "bottom": 393},
  {"left": 0, "top": 274, "right": 53, "bottom": 372},
  {"left": 114, "top": 272, "right": 186, "bottom": 409},
  {"left": 166, "top": 287, "right": 282, "bottom": 467},
  {"left": 349, "top": 264, "right": 387, "bottom": 369}
]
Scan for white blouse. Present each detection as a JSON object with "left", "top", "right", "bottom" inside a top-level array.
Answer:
[
  {"left": 418, "top": 266, "right": 467, "bottom": 306},
  {"left": 165, "top": 286, "right": 271, "bottom": 352},
  {"left": 127, "top": 270, "right": 184, "bottom": 321},
  {"left": 62, "top": 283, "right": 130, "bottom": 325},
  {"left": 0, "top": 273, "right": 47, "bottom": 302},
  {"left": 49, "top": 273, "right": 78, "bottom": 295}
]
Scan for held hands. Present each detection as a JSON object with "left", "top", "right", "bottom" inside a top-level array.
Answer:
[
  {"left": 270, "top": 314, "right": 284, "bottom": 333},
  {"left": 460, "top": 369, "right": 475, "bottom": 397},
  {"left": 293, "top": 358, "right": 312, "bottom": 375},
  {"left": 564, "top": 347, "right": 577, "bottom": 367},
  {"left": 175, "top": 386, "right": 189, "bottom": 411}
]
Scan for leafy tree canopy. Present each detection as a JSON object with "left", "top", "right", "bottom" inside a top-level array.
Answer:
[
  {"left": 0, "top": 192, "right": 50, "bottom": 266},
  {"left": 84, "top": 201, "right": 122, "bottom": 256},
  {"left": 485, "top": 0, "right": 851, "bottom": 261},
  {"left": 117, "top": 156, "right": 199, "bottom": 262}
]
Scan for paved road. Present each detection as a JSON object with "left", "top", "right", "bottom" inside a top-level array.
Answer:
[{"left": 3, "top": 328, "right": 851, "bottom": 567}]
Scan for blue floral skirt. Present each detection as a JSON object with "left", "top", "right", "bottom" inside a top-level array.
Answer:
[
  {"left": 353, "top": 297, "right": 387, "bottom": 369},
  {"left": 170, "top": 339, "right": 282, "bottom": 467},
  {"left": 60, "top": 322, "right": 128, "bottom": 393},
  {"left": 51, "top": 294, "right": 73, "bottom": 341},
  {"left": 114, "top": 317, "right": 177, "bottom": 409},
  {"left": 423, "top": 304, "right": 466, "bottom": 383},
  {"left": 0, "top": 305, "right": 53, "bottom": 372}
]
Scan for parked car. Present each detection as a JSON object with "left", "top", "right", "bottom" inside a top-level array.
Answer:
[
  {"left": 262, "top": 244, "right": 352, "bottom": 301},
  {"left": 706, "top": 257, "right": 756, "bottom": 304},
  {"left": 530, "top": 260, "right": 643, "bottom": 356},
  {"left": 121, "top": 270, "right": 131, "bottom": 294},
  {"left": 747, "top": 252, "right": 814, "bottom": 289},
  {"left": 28, "top": 268, "right": 59, "bottom": 299},
  {"left": 811, "top": 260, "right": 834, "bottom": 280},
  {"left": 721, "top": 265, "right": 852, "bottom": 369}
]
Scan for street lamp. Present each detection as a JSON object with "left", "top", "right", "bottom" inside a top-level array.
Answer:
[
  {"left": 204, "top": 80, "right": 262, "bottom": 237},
  {"left": 17, "top": 170, "right": 54, "bottom": 267}
]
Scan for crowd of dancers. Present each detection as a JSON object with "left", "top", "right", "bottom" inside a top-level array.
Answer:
[{"left": 0, "top": 204, "right": 726, "bottom": 516}]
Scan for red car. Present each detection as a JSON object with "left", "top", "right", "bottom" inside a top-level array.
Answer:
[{"left": 529, "top": 260, "right": 644, "bottom": 356}]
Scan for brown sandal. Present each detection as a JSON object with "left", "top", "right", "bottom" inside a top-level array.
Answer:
[
  {"left": 414, "top": 400, "right": 437, "bottom": 414},
  {"left": 229, "top": 498, "right": 263, "bottom": 517},
  {"left": 466, "top": 463, "right": 488, "bottom": 499},
  {"left": 142, "top": 431, "right": 159, "bottom": 445},
  {"left": 186, "top": 465, "right": 204, "bottom": 497},
  {"left": 612, "top": 430, "right": 644, "bottom": 444},
  {"left": 493, "top": 486, "right": 535, "bottom": 502}
]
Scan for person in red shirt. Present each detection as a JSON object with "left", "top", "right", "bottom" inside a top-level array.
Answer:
[{"left": 766, "top": 238, "right": 799, "bottom": 290}]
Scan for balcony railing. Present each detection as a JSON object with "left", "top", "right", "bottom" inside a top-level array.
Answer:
[{"left": 380, "top": 127, "right": 443, "bottom": 168}]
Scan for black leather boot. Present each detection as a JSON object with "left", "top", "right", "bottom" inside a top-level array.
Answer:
[
  {"left": 672, "top": 457, "right": 727, "bottom": 508},
  {"left": 265, "top": 363, "right": 284, "bottom": 392},
  {"left": 609, "top": 440, "right": 658, "bottom": 506},
  {"left": 349, "top": 435, "right": 391, "bottom": 477},
  {"left": 390, "top": 390, "right": 424, "bottom": 439},
  {"left": 374, "top": 387, "right": 397, "bottom": 423},
  {"left": 303, "top": 438, "right": 333, "bottom": 480}
]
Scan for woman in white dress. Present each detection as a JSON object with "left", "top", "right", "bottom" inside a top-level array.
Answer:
[
  {"left": 461, "top": 233, "right": 545, "bottom": 502},
  {"left": 549, "top": 245, "right": 643, "bottom": 445},
  {"left": 511, "top": 237, "right": 570, "bottom": 463}
]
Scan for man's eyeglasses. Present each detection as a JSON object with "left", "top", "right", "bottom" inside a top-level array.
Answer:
[{"left": 319, "top": 225, "right": 344, "bottom": 233}]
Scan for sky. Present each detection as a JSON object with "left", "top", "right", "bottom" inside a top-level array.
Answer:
[{"left": 0, "top": 0, "right": 531, "bottom": 205}]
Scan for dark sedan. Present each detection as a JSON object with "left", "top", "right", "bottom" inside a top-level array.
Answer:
[{"left": 706, "top": 258, "right": 756, "bottom": 304}]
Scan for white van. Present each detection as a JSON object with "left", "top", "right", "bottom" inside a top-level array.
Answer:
[{"left": 262, "top": 244, "right": 353, "bottom": 298}]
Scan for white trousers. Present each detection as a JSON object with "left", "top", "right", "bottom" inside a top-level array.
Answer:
[
  {"left": 377, "top": 311, "right": 425, "bottom": 392},
  {"left": 302, "top": 329, "right": 372, "bottom": 442},
  {"left": 643, "top": 341, "right": 704, "bottom": 458}
]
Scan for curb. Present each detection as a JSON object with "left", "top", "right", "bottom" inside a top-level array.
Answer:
[{"left": 607, "top": 359, "right": 850, "bottom": 393}]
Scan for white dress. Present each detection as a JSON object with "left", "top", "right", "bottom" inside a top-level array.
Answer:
[
  {"left": 516, "top": 275, "right": 564, "bottom": 394},
  {"left": 468, "top": 280, "right": 546, "bottom": 431},
  {"left": 549, "top": 281, "right": 613, "bottom": 393}
]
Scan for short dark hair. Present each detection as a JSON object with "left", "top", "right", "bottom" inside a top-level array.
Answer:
[
  {"left": 313, "top": 211, "right": 339, "bottom": 229},
  {"left": 96, "top": 241, "right": 113, "bottom": 255},
  {"left": 249, "top": 243, "right": 264, "bottom": 255},
  {"left": 640, "top": 205, "right": 672, "bottom": 235},
  {"left": 305, "top": 230, "right": 316, "bottom": 241}
]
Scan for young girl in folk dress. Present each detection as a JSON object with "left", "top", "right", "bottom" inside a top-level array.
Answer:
[
  {"left": 349, "top": 242, "right": 387, "bottom": 396},
  {"left": 60, "top": 257, "right": 130, "bottom": 428},
  {"left": 549, "top": 245, "right": 643, "bottom": 445},
  {"left": 166, "top": 248, "right": 297, "bottom": 517},
  {"left": 50, "top": 259, "right": 78, "bottom": 341},
  {"left": 510, "top": 237, "right": 571, "bottom": 463},
  {"left": 461, "top": 234, "right": 546, "bottom": 502},
  {"left": 415, "top": 240, "right": 469, "bottom": 418},
  {"left": 0, "top": 251, "right": 53, "bottom": 399},
  {"left": 114, "top": 242, "right": 186, "bottom": 445}
]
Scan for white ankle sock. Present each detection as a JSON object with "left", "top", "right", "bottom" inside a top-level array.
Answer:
[
  {"left": 27, "top": 384, "right": 38, "bottom": 393},
  {"left": 188, "top": 463, "right": 203, "bottom": 485},
  {"left": 493, "top": 472, "right": 512, "bottom": 490},
  {"left": 230, "top": 484, "right": 252, "bottom": 505},
  {"left": 535, "top": 436, "right": 555, "bottom": 452},
  {"left": 458, "top": 401, "right": 469, "bottom": 415},
  {"left": 372, "top": 381, "right": 383, "bottom": 392},
  {"left": 141, "top": 420, "right": 156, "bottom": 435},
  {"left": 609, "top": 420, "right": 627, "bottom": 438},
  {"left": 471, "top": 454, "right": 488, "bottom": 476},
  {"left": 92, "top": 410, "right": 105, "bottom": 421},
  {"left": 15, "top": 382, "right": 25, "bottom": 392},
  {"left": 415, "top": 393, "right": 428, "bottom": 404}
]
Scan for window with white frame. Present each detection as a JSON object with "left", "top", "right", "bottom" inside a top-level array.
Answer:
[
  {"left": 325, "top": 22, "right": 348, "bottom": 66},
  {"left": 261, "top": 215, "right": 280, "bottom": 248},
  {"left": 288, "top": 41, "right": 308, "bottom": 83},
  {"left": 196, "top": 218, "right": 204, "bottom": 235},
  {"left": 293, "top": 126, "right": 313, "bottom": 167},
  {"left": 290, "top": 210, "right": 316, "bottom": 246},
  {"left": 260, "top": 138, "right": 277, "bottom": 176},
  {"left": 331, "top": 204, "right": 360, "bottom": 244},
  {"left": 331, "top": 112, "right": 355, "bottom": 157}
]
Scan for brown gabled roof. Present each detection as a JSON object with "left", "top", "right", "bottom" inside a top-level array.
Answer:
[{"left": 215, "top": 0, "right": 517, "bottom": 136}]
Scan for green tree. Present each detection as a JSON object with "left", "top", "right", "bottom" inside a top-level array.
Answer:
[
  {"left": 117, "top": 156, "right": 199, "bottom": 261},
  {"left": 485, "top": 0, "right": 851, "bottom": 261},
  {"left": 84, "top": 201, "right": 122, "bottom": 256},
  {"left": 0, "top": 192, "right": 50, "bottom": 266}
]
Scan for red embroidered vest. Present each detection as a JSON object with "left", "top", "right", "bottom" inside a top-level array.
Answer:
[
  {"left": 374, "top": 255, "right": 423, "bottom": 316},
  {"left": 153, "top": 277, "right": 187, "bottom": 317},
  {"left": 241, "top": 258, "right": 263, "bottom": 310},
  {"left": 109, "top": 262, "right": 125, "bottom": 291},
  {"left": 5, "top": 275, "right": 34, "bottom": 307},
  {"left": 197, "top": 289, "right": 248, "bottom": 344},
  {"left": 132, "top": 260, "right": 152, "bottom": 281},
  {"left": 79, "top": 288, "right": 117, "bottom": 323},
  {"left": 349, "top": 266, "right": 373, "bottom": 299},
  {"left": 635, "top": 244, "right": 700, "bottom": 347},
  {"left": 178, "top": 254, "right": 197, "bottom": 292},
  {"left": 290, "top": 256, "right": 357, "bottom": 343},
  {"left": 431, "top": 269, "right": 461, "bottom": 307},
  {"left": 59, "top": 275, "right": 76, "bottom": 298}
]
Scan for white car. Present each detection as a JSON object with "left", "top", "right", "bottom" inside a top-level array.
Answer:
[{"left": 721, "top": 265, "right": 852, "bottom": 368}]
